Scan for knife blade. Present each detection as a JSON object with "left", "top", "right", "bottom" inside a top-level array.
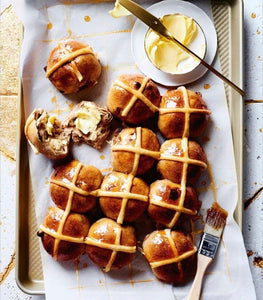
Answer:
[{"left": 118, "top": 0, "right": 245, "bottom": 96}]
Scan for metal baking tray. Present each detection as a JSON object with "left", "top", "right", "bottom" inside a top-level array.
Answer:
[{"left": 15, "top": 0, "right": 244, "bottom": 295}]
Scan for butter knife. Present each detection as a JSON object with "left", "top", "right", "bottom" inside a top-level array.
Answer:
[{"left": 118, "top": 0, "right": 245, "bottom": 96}]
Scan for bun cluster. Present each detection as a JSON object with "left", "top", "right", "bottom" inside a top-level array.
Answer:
[
  {"left": 39, "top": 160, "right": 138, "bottom": 271},
  {"left": 28, "top": 45, "right": 211, "bottom": 285}
]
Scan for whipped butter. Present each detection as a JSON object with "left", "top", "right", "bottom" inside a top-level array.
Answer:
[
  {"left": 145, "top": 14, "right": 206, "bottom": 74},
  {"left": 74, "top": 102, "right": 101, "bottom": 135},
  {"left": 110, "top": 1, "right": 131, "bottom": 18},
  {"left": 46, "top": 115, "right": 57, "bottom": 135}
]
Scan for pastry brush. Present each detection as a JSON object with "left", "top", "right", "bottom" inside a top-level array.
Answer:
[{"left": 187, "top": 202, "right": 228, "bottom": 300}]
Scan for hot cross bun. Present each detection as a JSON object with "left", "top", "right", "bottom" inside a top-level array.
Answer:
[
  {"left": 50, "top": 160, "right": 102, "bottom": 213},
  {"left": 46, "top": 39, "right": 101, "bottom": 94},
  {"left": 86, "top": 218, "right": 137, "bottom": 272},
  {"left": 143, "top": 229, "right": 197, "bottom": 284},
  {"left": 148, "top": 179, "right": 199, "bottom": 228},
  {"left": 157, "top": 138, "right": 207, "bottom": 185},
  {"left": 38, "top": 206, "right": 90, "bottom": 261},
  {"left": 158, "top": 88, "right": 210, "bottom": 138},
  {"left": 99, "top": 172, "right": 149, "bottom": 223},
  {"left": 106, "top": 74, "right": 161, "bottom": 125},
  {"left": 111, "top": 127, "right": 160, "bottom": 176}
]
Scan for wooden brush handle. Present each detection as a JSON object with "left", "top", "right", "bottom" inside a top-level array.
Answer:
[{"left": 187, "top": 254, "right": 213, "bottom": 300}]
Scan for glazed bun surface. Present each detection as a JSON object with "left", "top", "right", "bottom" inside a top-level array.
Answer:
[
  {"left": 111, "top": 127, "right": 160, "bottom": 176},
  {"left": 158, "top": 88, "right": 210, "bottom": 139},
  {"left": 143, "top": 229, "right": 197, "bottom": 284},
  {"left": 50, "top": 160, "right": 102, "bottom": 213},
  {"left": 106, "top": 74, "right": 160, "bottom": 125},
  {"left": 99, "top": 172, "right": 149, "bottom": 223},
  {"left": 40, "top": 207, "right": 90, "bottom": 261},
  {"left": 157, "top": 138, "right": 207, "bottom": 185},
  {"left": 46, "top": 39, "right": 101, "bottom": 94},
  {"left": 86, "top": 218, "right": 137, "bottom": 271},
  {"left": 148, "top": 179, "right": 199, "bottom": 227}
]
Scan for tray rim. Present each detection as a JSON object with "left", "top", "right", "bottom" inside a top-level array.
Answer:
[
  {"left": 227, "top": 0, "right": 244, "bottom": 227},
  {"left": 15, "top": 0, "right": 244, "bottom": 295},
  {"left": 15, "top": 83, "right": 46, "bottom": 295}
]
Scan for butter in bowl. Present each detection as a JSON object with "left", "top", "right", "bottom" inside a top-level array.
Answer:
[
  {"left": 130, "top": 0, "right": 218, "bottom": 86},
  {"left": 144, "top": 13, "right": 207, "bottom": 75}
]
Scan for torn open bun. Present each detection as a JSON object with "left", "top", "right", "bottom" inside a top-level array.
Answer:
[
  {"left": 64, "top": 101, "right": 113, "bottom": 149},
  {"left": 24, "top": 109, "right": 70, "bottom": 160},
  {"left": 24, "top": 102, "right": 113, "bottom": 159}
]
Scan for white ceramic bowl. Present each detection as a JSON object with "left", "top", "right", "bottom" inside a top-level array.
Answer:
[{"left": 131, "top": 0, "right": 217, "bottom": 86}]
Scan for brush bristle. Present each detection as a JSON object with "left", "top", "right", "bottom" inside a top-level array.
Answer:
[{"left": 204, "top": 202, "right": 228, "bottom": 237}]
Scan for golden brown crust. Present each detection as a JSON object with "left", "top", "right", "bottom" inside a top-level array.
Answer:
[
  {"left": 86, "top": 218, "right": 137, "bottom": 270},
  {"left": 111, "top": 127, "right": 160, "bottom": 175},
  {"left": 46, "top": 40, "right": 101, "bottom": 94},
  {"left": 142, "top": 229, "right": 196, "bottom": 284},
  {"left": 106, "top": 74, "right": 161, "bottom": 125},
  {"left": 50, "top": 160, "right": 103, "bottom": 213},
  {"left": 157, "top": 138, "right": 207, "bottom": 185},
  {"left": 24, "top": 109, "right": 70, "bottom": 160},
  {"left": 148, "top": 179, "right": 199, "bottom": 227},
  {"left": 99, "top": 172, "right": 149, "bottom": 223},
  {"left": 158, "top": 89, "right": 210, "bottom": 138},
  {"left": 40, "top": 207, "right": 90, "bottom": 261},
  {"left": 63, "top": 101, "right": 112, "bottom": 149}
]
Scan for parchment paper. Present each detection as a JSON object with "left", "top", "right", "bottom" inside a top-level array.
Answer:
[{"left": 12, "top": 0, "right": 256, "bottom": 299}]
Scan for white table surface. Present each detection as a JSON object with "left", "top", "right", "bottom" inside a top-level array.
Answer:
[{"left": 0, "top": 0, "right": 262, "bottom": 299}]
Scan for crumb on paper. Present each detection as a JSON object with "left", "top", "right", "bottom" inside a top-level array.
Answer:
[{"left": 253, "top": 256, "right": 263, "bottom": 269}]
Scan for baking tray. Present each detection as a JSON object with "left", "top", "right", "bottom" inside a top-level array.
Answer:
[{"left": 15, "top": 0, "right": 244, "bottom": 295}]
